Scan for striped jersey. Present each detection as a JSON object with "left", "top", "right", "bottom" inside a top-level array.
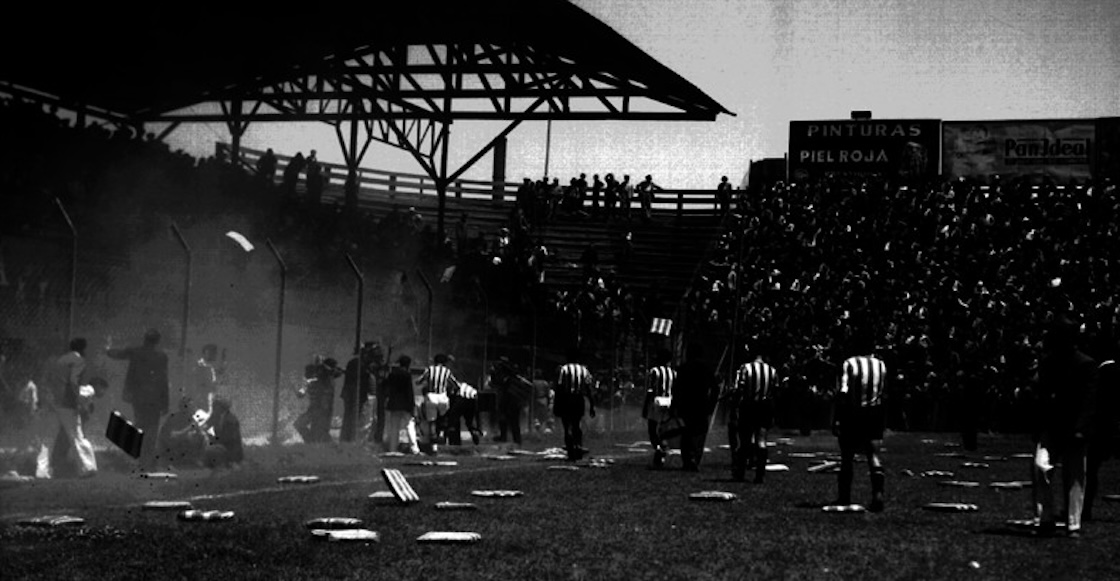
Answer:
[
  {"left": 556, "top": 363, "right": 594, "bottom": 396},
  {"left": 840, "top": 355, "right": 887, "bottom": 407},
  {"left": 735, "top": 360, "right": 779, "bottom": 402},
  {"left": 420, "top": 364, "right": 459, "bottom": 395},
  {"left": 647, "top": 365, "right": 676, "bottom": 398}
]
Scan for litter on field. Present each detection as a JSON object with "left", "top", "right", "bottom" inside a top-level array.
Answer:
[
  {"left": 138, "top": 472, "right": 178, "bottom": 480},
  {"left": 368, "top": 491, "right": 396, "bottom": 501},
  {"left": 548, "top": 465, "right": 579, "bottom": 471},
  {"left": 277, "top": 475, "right": 321, "bottom": 484},
  {"left": 417, "top": 531, "right": 482, "bottom": 544},
  {"left": 1006, "top": 519, "right": 1065, "bottom": 529},
  {"left": 765, "top": 464, "right": 790, "bottom": 472},
  {"left": 1101, "top": 494, "right": 1120, "bottom": 502},
  {"left": 142, "top": 500, "right": 193, "bottom": 511},
  {"left": 787, "top": 453, "right": 818, "bottom": 458},
  {"left": 178, "top": 510, "right": 234, "bottom": 522},
  {"left": 380, "top": 452, "right": 405, "bottom": 458},
  {"left": 923, "top": 502, "right": 979, "bottom": 512},
  {"left": 17, "top": 515, "right": 86, "bottom": 527},
  {"left": 405, "top": 460, "right": 458, "bottom": 467},
  {"left": 311, "top": 529, "right": 380, "bottom": 542},
  {"left": 689, "top": 491, "right": 738, "bottom": 502},
  {"left": 471, "top": 490, "right": 523, "bottom": 498},
  {"left": 305, "top": 517, "right": 363, "bottom": 530},
  {"left": 822, "top": 504, "right": 866, "bottom": 513},
  {"left": 960, "top": 462, "right": 990, "bottom": 469},
  {"left": 990, "top": 481, "right": 1032, "bottom": 490},
  {"left": 481, "top": 454, "right": 517, "bottom": 461},
  {"left": 382, "top": 468, "right": 420, "bottom": 503},
  {"left": 919, "top": 470, "right": 954, "bottom": 478},
  {"left": 434, "top": 502, "right": 478, "bottom": 511},
  {"left": 807, "top": 461, "right": 840, "bottom": 473},
  {"left": 1009, "top": 453, "right": 1034, "bottom": 459},
  {"left": 937, "top": 480, "right": 981, "bottom": 488}
]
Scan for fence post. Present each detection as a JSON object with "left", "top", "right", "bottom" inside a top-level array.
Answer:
[
  {"left": 54, "top": 198, "right": 77, "bottom": 342},
  {"left": 266, "top": 239, "right": 286, "bottom": 447}
]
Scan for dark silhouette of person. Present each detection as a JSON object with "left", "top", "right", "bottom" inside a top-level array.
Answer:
[{"left": 107, "top": 329, "right": 169, "bottom": 471}]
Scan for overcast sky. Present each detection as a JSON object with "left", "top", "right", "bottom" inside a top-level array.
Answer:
[{"left": 165, "top": 0, "right": 1120, "bottom": 189}]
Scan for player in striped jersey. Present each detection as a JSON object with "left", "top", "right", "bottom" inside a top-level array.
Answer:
[
  {"left": 418, "top": 354, "right": 459, "bottom": 453},
  {"left": 833, "top": 334, "right": 888, "bottom": 512},
  {"left": 555, "top": 347, "right": 597, "bottom": 460},
  {"left": 642, "top": 349, "right": 676, "bottom": 468},
  {"left": 731, "top": 348, "right": 780, "bottom": 483}
]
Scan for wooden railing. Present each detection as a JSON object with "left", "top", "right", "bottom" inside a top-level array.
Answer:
[{"left": 218, "top": 142, "right": 734, "bottom": 217}]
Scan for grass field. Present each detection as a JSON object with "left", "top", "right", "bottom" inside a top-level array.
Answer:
[{"left": 2, "top": 428, "right": 1119, "bottom": 581}]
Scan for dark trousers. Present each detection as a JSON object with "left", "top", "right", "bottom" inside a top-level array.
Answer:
[
  {"left": 446, "top": 396, "right": 482, "bottom": 445},
  {"left": 497, "top": 397, "right": 524, "bottom": 444},
  {"left": 372, "top": 387, "right": 387, "bottom": 443},
  {"left": 560, "top": 414, "right": 584, "bottom": 458},
  {"left": 295, "top": 396, "right": 333, "bottom": 443},
  {"left": 679, "top": 412, "right": 709, "bottom": 469},
  {"left": 837, "top": 435, "right": 884, "bottom": 505},
  {"left": 1084, "top": 437, "right": 1115, "bottom": 519},
  {"left": 340, "top": 398, "right": 366, "bottom": 442},
  {"left": 133, "top": 405, "right": 163, "bottom": 470}
]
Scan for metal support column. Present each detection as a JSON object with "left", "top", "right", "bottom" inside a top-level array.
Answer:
[
  {"left": 266, "top": 239, "right": 287, "bottom": 447},
  {"left": 171, "top": 223, "right": 192, "bottom": 392},
  {"left": 54, "top": 198, "right": 76, "bottom": 341}
]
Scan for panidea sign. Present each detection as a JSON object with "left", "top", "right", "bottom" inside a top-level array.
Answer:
[{"left": 942, "top": 120, "right": 1094, "bottom": 181}]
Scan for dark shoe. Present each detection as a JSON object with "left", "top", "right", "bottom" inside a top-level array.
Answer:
[
  {"left": 869, "top": 498, "right": 884, "bottom": 513},
  {"left": 731, "top": 471, "right": 746, "bottom": 482},
  {"left": 1035, "top": 522, "right": 1057, "bottom": 538},
  {"left": 1066, "top": 529, "right": 1082, "bottom": 539},
  {"left": 682, "top": 464, "right": 699, "bottom": 473}
]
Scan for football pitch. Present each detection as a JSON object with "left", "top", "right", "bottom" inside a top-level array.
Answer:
[{"left": 2, "top": 430, "right": 1118, "bottom": 580}]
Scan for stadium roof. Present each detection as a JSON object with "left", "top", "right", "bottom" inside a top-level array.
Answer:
[{"left": 0, "top": 1, "right": 732, "bottom": 123}]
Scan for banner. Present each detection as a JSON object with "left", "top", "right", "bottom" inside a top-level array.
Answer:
[
  {"left": 1095, "top": 117, "right": 1120, "bottom": 182},
  {"left": 788, "top": 119, "right": 940, "bottom": 181},
  {"left": 942, "top": 120, "right": 1094, "bottom": 182}
]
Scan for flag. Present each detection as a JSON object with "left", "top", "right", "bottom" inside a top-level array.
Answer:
[
  {"left": 106, "top": 410, "right": 143, "bottom": 458},
  {"left": 650, "top": 318, "right": 673, "bottom": 336}
]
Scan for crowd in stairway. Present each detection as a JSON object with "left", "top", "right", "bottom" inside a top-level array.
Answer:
[{"left": 686, "top": 174, "right": 1119, "bottom": 431}]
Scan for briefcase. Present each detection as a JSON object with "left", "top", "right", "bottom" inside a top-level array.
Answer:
[{"left": 106, "top": 410, "right": 144, "bottom": 458}]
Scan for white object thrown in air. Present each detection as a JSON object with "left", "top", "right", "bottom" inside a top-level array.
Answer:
[{"left": 225, "top": 231, "right": 255, "bottom": 252}]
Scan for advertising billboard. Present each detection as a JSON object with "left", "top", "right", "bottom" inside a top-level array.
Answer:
[
  {"left": 788, "top": 119, "right": 941, "bottom": 181},
  {"left": 942, "top": 120, "right": 1094, "bottom": 182}
]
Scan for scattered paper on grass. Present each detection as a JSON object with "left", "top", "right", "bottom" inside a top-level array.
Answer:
[
  {"left": 765, "top": 464, "right": 790, "bottom": 472},
  {"left": 142, "top": 500, "right": 192, "bottom": 511},
  {"left": 689, "top": 491, "right": 738, "bottom": 501},
  {"left": 138, "top": 472, "right": 177, "bottom": 480},
  {"left": 311, "top": 529, "right": 380, "bottom": 542},
  {"left": 277, "top": 475, "right": 321, "bottom": 484},
  {"left": 178, "top": 510, "right": 234, "bottom": 522},
  {"left": 937, "top": 480, "right": 981, "bottom": 488},
  {"left": 18, "top": 515, "right": 86, "bottom": 527},
  {"left": 824, "top": 503, "right": 864, "bottom": 514},
  {"left": 990, "top": 481, "right": 1032, "bottom": 490},
  {"left": 417, "top": 531, "right": 481, "bottom": 544},
  {"left": 434, "top": 502, "right": 478, "bottom": 511},
  {"left": 471, "top": 490, "right": 523, "bottom": 498},
  {"left": 922, "top": 503, "right": 979, "bottom": 512},
  {"left": 548, "top": 465, "right": 579, "bottom": 471},
  {"left": 305, "top": 517, "right": 363, "bottom": 530}
]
